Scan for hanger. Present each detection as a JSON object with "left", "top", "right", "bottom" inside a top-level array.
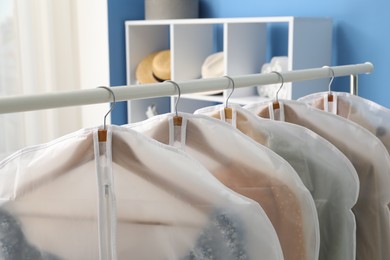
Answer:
[
  {"left": 223, "top": 76, "right": 235, "bottom": 120},
  {"left": 165, "top": 80, "right": 182, "bottom": 126},
  {"left": 323, "top": 66, "right": 335, "bottom": 102},
  {"left": 97, "top": 86, "right": 116, "bottom": 142},
  {"left": 271, "top": 71, "right": 284, "bottom": 110}
]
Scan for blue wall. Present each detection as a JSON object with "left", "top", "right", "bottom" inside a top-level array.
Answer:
[
  {"left": 108, "top": 0, "right": 144, "bottom": 124},
  {"left": 108, "top": 0, "right": 390, "bottom": 124}
]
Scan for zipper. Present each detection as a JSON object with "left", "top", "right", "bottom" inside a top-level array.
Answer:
[{"left": 94, "top": 130, "right": 116, "bottom": 260}]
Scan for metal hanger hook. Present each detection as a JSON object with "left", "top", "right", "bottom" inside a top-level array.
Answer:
[
  {"left": 223, "top": 76, "right": 235, "bottom": 108},
  {"left": 323, "top": 66, "right": 335, "bottom": 93},
  {"left": 165, "top": 80, "right": 181, "bottom": 117},
  {"left": 97, "top": 86, "right": 116, "bottom": 130},
  {"left": 271, "top": 71, "right": 284, "bottom": 103}
]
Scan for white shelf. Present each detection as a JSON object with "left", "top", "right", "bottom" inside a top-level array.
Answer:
[
  {"left": 125, "top": 17, "right": 332, "bottom": 123},
  {"left": 229, "top": 96, "right": 271, "bottom": 105},
  {"left": 181, "top": 94, "right": 269, "bottom": 105},
  {"left": 125, "top": 16, "right": 328, "bottom": 26},
  {"left": 181, "top": 94, "right": 225, "bottom": 103}
]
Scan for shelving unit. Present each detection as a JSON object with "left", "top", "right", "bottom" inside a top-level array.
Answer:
[{"left": 125, "top": 17, "right": 332, "bottom": 123}]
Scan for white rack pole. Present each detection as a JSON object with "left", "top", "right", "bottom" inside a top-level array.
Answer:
[{"left": 0, "top": 62, "right": 373, "bottom": 114}]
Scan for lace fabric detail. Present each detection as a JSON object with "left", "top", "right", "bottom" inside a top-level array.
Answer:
[
  {"left": 0, "top": 208, "right": 61, "bottom": 260},
  {"left": 184, "top": 211, "right": 248, "bottom": 260}
]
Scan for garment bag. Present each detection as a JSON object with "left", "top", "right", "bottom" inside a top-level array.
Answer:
[
  {"left": 0, "top": 125, "right": 284, "bottom": 260},
  {"left": 195, "top": 104, "right": 359, "bottom": 260},
  {"left": 128, "top": 112, "right": 319, "bottom": 260},
  {"left": 299, "top": 91, "right": 390, "bottom": 154},
  {"left": 245, "top": 100, "right": 390, "bottom": 260}
]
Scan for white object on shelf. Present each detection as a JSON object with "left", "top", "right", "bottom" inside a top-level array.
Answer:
[
  {"left": 125, "top": 17, "right": 332, "bottom": 123},
  {"left": 258, "top": 56, "right": 289, "bottom": 99}
]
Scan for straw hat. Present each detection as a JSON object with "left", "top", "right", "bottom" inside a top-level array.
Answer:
[
  {"left": 198, "top": 52, "right": 224, "bottom": 95},
  {"left": 136, "top": 50, "right": 171, "bottom": 84},
  {"left": 201, "top": 52, "right": 224, "bottom": 79}
]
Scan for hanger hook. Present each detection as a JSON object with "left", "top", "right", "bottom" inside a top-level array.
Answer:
[
  {"left": 271, "top": 71, "right": 284, "bottom": 103},
  {"left": 165, "top": 80, "right": 181, "bottom": 117},
  {"left": 223, "top": 76, "right": 235, "bottom": 108},
  {"left": 98, "top": 86, "right": 116, "bottom": 130},
  {"left": 323, "top": 66, "right": 335, "bottom": 93}
]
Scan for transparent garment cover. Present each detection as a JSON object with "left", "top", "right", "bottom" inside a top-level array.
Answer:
[
  {"left": 0, "top": 125, "right": 284, "bottom": 260},
  {"left": 195, "top": 104, "right": 359, "bottom": 260},
  {"left": 245, "top": 100, "right": 390, "bottom": 260},
  {"left": 298, "top": 91, "right": 390, "bottom": 155},
  {"left": 128, "top": 113, "right": 319, "bottom": 260},
  {"left": 109, "top": 126, "right": 283, "bottom": 260},
  {"left": 0, "top": 129, "right": 100, "bottom": 259}
]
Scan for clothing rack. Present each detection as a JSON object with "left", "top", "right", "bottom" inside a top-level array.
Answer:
[{"left": 0, "top": 62, "right": 373, "bottom": 114}]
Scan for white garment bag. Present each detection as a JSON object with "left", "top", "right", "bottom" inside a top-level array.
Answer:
[
  {"left": 195, "top": 104, "right": 359, "bottom": 260},
  {"left": 128, "top": 112, "right": 319, "bottom": 260},
  {"left": 245, "top": 100, "right": 390, "bottom": 260},
  {"left": 0, "top": 125, "right": 284, "bottom": 259},
  {"left": 299, "top": 91, "right": 390, "bottom": 154}
]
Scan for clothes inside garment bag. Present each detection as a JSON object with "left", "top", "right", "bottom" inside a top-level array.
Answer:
[
  {"left": 0, "top": 125, "right": 285, "bottom": 260},
  {"left": 127, "top": 112, "right": 320, "bottom": 260},
  {"left": 195, "top": 104, "right": 359, "bottom": 260},
  {"left": 298, "top": 91, "right": 390, "bottom": 155},
  {"left": 245, "top": 100, "right": 390, "bottom": 260}
]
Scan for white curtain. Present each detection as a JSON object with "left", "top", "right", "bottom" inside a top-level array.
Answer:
[{"left": 0, "top": 0, "right": 109, "bottom": 160}]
